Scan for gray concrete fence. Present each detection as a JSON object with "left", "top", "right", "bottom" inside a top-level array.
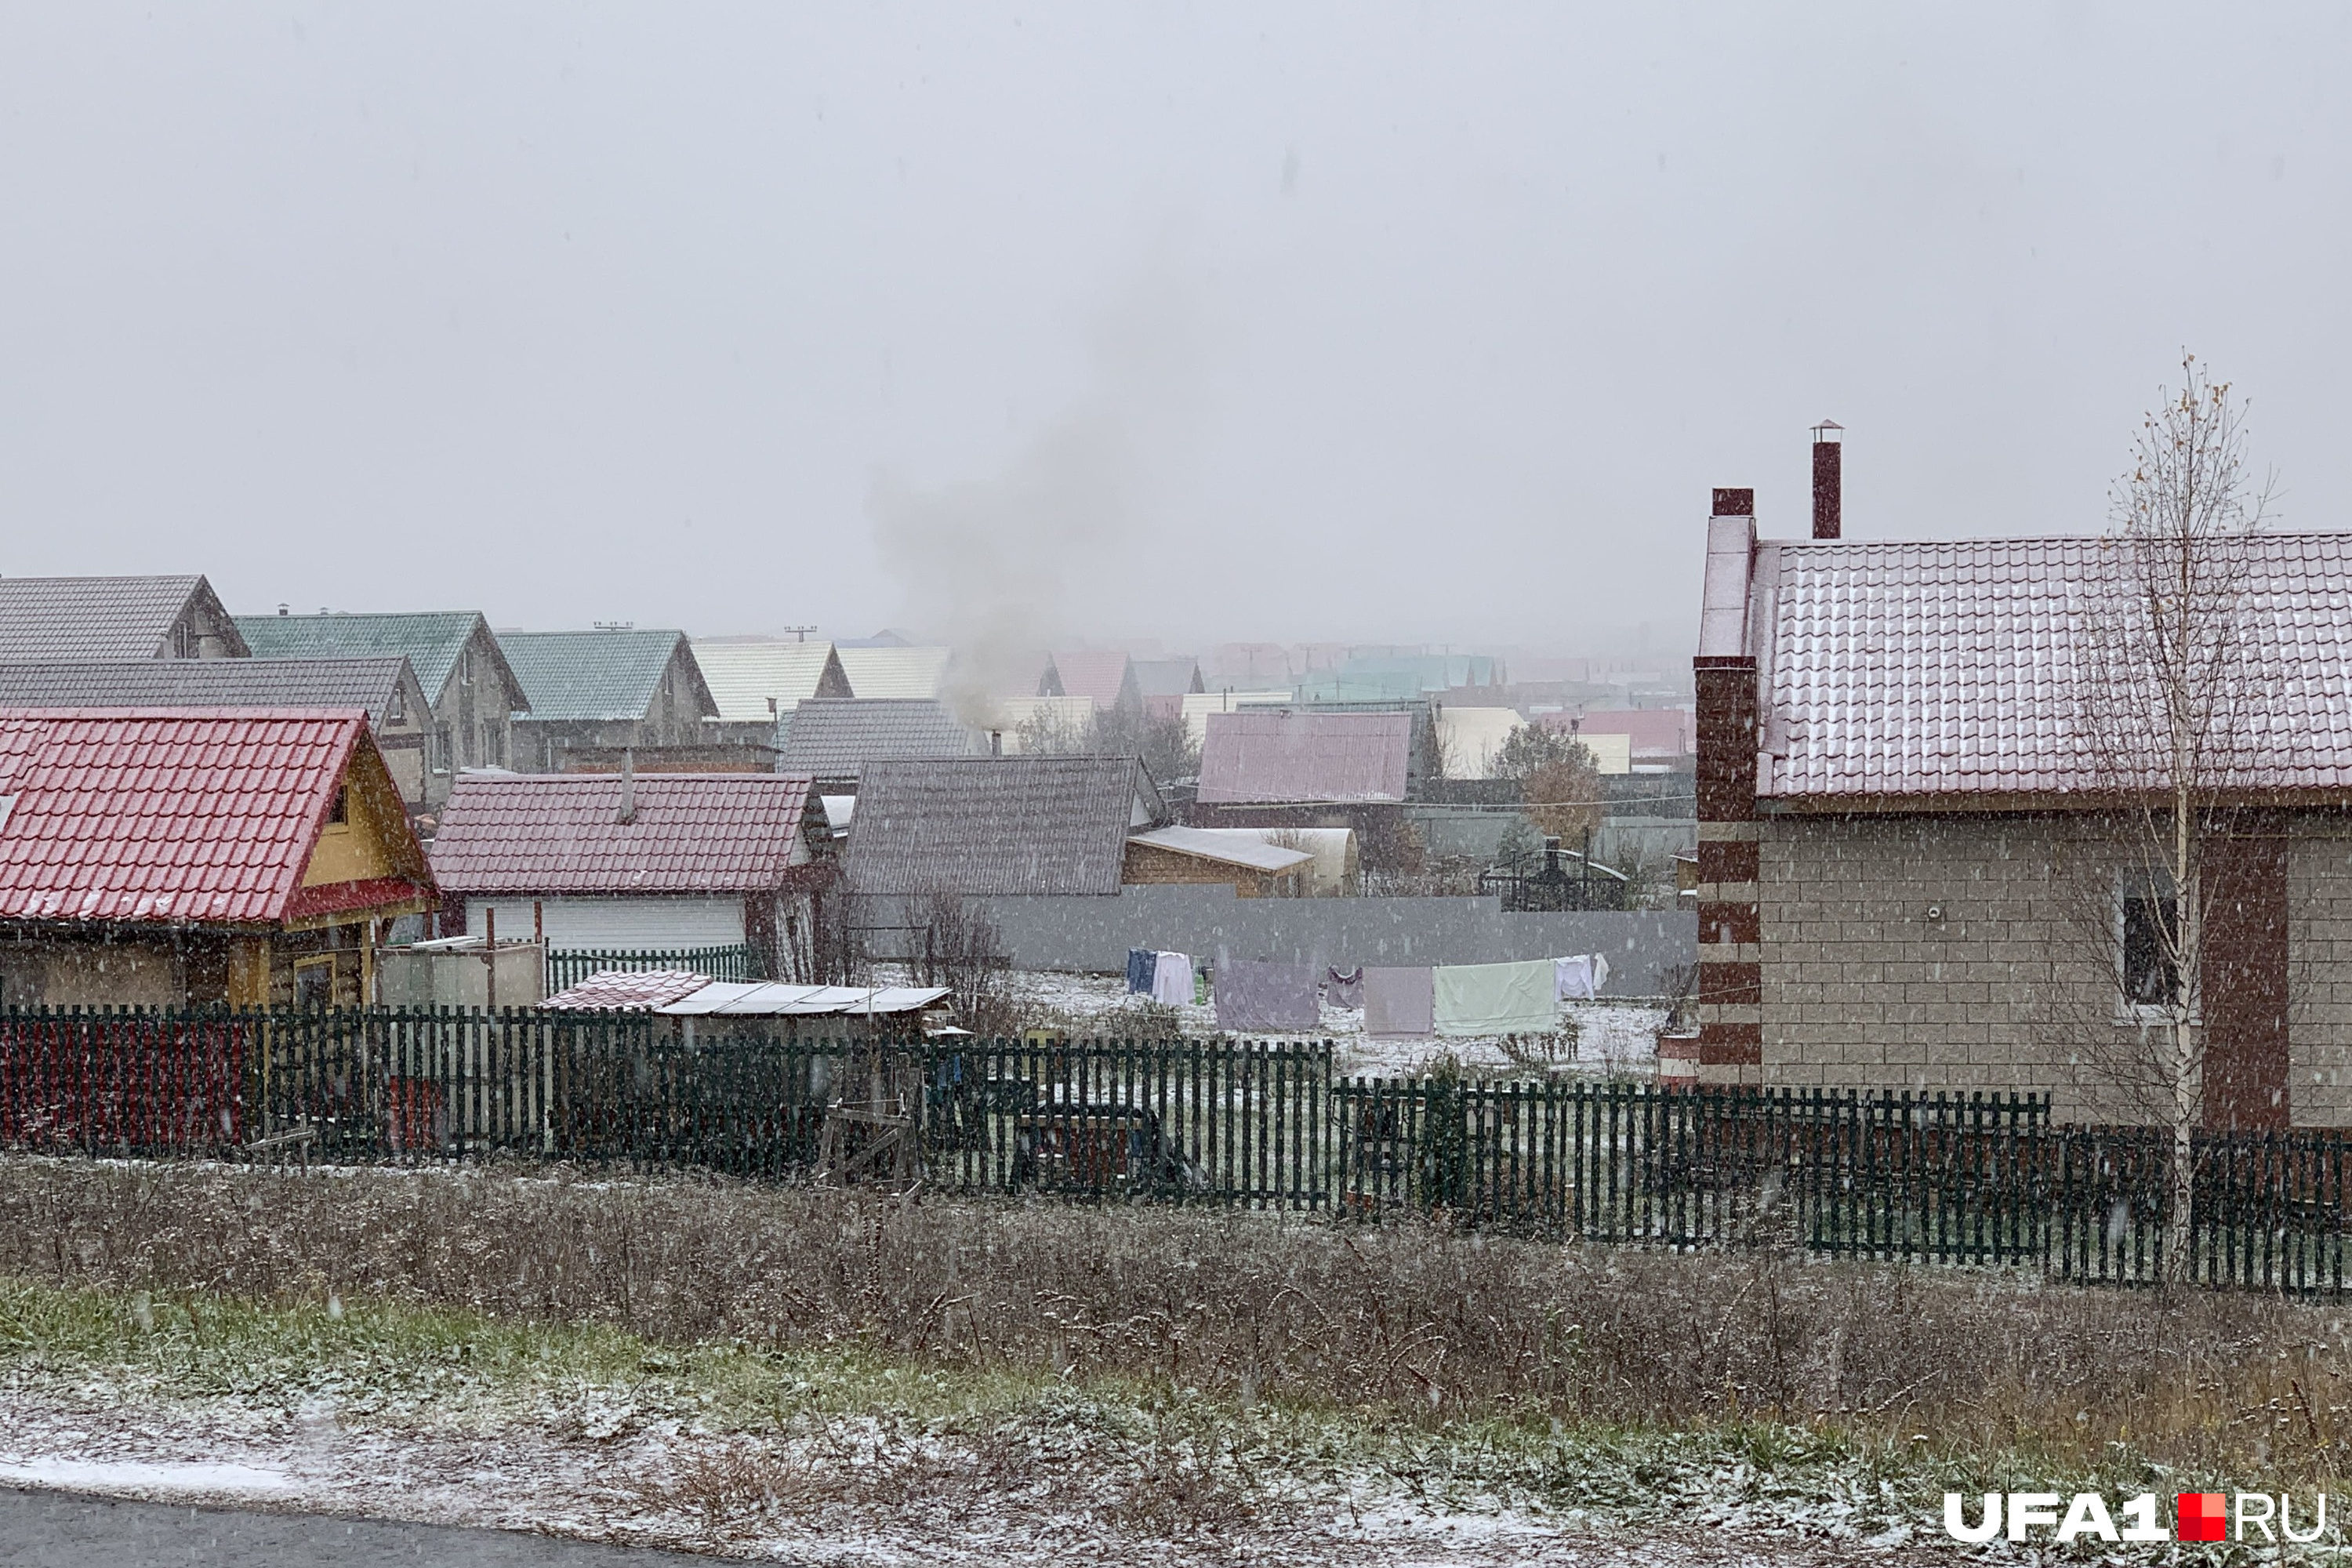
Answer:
[{"left": 853, "top": 886, "right": 1695, "bottom": 996}]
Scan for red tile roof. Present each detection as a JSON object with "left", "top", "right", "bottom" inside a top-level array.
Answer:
[
  {"left": 429, "top": 772, "right": 821, "bottom": 895},
  {"left": 0, "top": 708, "right": 410, "bottom": 925}
]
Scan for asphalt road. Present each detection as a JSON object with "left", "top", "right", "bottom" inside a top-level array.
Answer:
[{"left": 0, "top": 1489, "right": 708, "bottom": 1567}]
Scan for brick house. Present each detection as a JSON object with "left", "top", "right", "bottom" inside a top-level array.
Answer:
[{"left": 1684, "top": 485, "right": 2352, "bottom": 1126}]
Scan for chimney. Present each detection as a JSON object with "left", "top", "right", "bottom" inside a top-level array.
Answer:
[
  {"left": 616, "top": 747, "right": 637, "bottom": 824},
  {"left": 1811, "top": 421, "right": 1842, "bottom": 539},
  {"left": 988, "top": 729, "right": 1004, "bottom": 757}
]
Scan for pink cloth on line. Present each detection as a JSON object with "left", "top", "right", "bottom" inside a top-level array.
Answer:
[{"left": 1362, "top": 966, "right": 1434, "bottom": 1038}]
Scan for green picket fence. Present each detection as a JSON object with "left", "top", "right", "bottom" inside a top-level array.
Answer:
[
  {"left": 543, "top": 945, "right": 767, "bottom": 994},
  {"left": 5, "top": 1004, "right": 2352, "bottom": 1292}
]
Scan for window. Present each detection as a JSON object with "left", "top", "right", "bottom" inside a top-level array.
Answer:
[
  {"left": 388, "top": 686, "right": 405, "bottom": 723},
  {"left": 325, "top": 786, "right": 348, "bottom": 826},
  {"left": 431, "top": 724, "right": 452, "bottom": 774},
  {"left": 293, "top": 956, "right": 336, "bottom": 1009},
  {"left": 2120, "top": 883, "right": 2183, "bottom": 1013}
]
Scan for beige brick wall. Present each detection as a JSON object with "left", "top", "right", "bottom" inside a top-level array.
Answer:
[
  {"left": 1758, "top": 813, "right": 2174, "bottom": 1123},
  {"left": 2288, "top": 829, "right": 2352, "bottom": 1126}
]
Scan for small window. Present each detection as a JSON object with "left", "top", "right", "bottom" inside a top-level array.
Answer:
[
  {"left": 326, "top": 786, "right": 349, "bottom": 826},
  {"left": 293, "top": 956, "right": 336, "bottom": 1009},
  {"left": 388, "top": 686, "right": 405, "bottom": 723},
  {"left": 431, "top": 724, "right": 452, "bottom": 774},
  {"left": 2122, "top": 891, "right": 2180, "bottom": 1008}
]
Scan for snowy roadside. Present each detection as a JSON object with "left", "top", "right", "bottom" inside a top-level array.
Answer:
[{"left": 0, "top": 1279, "right": 1948, "bottom": 1567}]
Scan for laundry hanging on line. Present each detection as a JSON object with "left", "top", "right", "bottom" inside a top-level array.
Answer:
[
  {"left": 1362, "top": 966, "right": 1434, "bottom": 1038},
  {"left": 1214, "top": 960, "right": 1321, "bottom": 1033},
  {"left": 1553, "top": 953, "right": 1610, "bottom": 1001},
  {"left": 1149, "top": 952, "right": 1195, "bottom": 1008},
  {"left": 1325, "top": 966, "right": 1364, "bottom": 1008},
  {"left": 1434, "top": 959, "right": 1559, "bottom": 1036},
  {"left": 1127, "top": 948, "right": 1159, "bottom": 995}
]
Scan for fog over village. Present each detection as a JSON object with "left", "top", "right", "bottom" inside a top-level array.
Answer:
[{"left": 5, "top": 7, "right": 2352, "bottom": 1566}]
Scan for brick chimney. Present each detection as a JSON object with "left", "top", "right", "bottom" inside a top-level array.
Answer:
[{"left": 1811, "top": 421, "right": 1842, "bottom": 540}]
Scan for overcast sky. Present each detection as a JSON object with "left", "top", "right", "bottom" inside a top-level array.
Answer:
[{"left": 2, "top": 5, "right": 2347, "bottom": 653}]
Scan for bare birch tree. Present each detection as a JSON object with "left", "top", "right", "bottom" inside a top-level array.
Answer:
[{"left": 2063, "top": 354, "right": 2275, "bottom": 1283}]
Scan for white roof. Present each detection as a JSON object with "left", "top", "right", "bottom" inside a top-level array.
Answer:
[
  {"left": 1128, "top": 825, "right": 1313, "bottom": 874},
  {"left": 991, "top": 693, "right": 1095, "bottom": 748},
  {"left": 691, "top": 640, "right": 839, "bottom": 724},
  {"left": 1181, "top": 688, "right": 1294, "bottom": 745},
  {"left": 654, "top": 982, "right": 952, "bottom": 1017},
  {"left": 837, "top": 645, "right": 953, "bottom": 699}
]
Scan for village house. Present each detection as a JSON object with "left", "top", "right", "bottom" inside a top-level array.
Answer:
[
  {"left": 0, "top": 709, "right": 435, "bottom": 1007},
  {"left": 235, "top": 611, "right": 531, "bottom": 808},
  {"left": 1132, "top": 657, "right": 1207, "bottom": 721},
  {"left": 0, "top": 658, "right": 435, "bottom": 811},
  {"left": 692, "top": 637, "right": 852, "bottom": 749},
  {"left": 1041, "top": 651, "right": 1142, "bottom": 717},
  {"left": 1686, "top": 484, "right": 2352, "bottom": 1126},
  {"left": 499, "top": 628, "right": 721, "bottom": 771},
  {"left": 844, "top": 754, "right": 1167, "bottom": 908},
  {"left": 427, "top": 771, "right": 834, "bottom": 980},
  {"left": 834, "top": 644, "right": 954, "bottom": 700},
  {"left": 0, "top": 575, "right": 249, "bottom": 660},
  {"left": 774, "top": 698, "right": 983, "bottom": 792}
]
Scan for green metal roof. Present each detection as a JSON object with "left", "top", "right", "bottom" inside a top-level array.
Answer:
[
  {"left": 499, "top": 629, "right": 713, "bottom": 722},
  {"left": 234, "top": 611, "right": 490, "bottom": 704}
]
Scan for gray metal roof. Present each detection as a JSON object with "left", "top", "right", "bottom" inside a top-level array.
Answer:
[
  {"left": 845, "top": 754, "right": 1164, "bottom": 896},
  {"left": 1196, "top": 709, "right": 1414, "bottom": 804},
  {"left": 499, "top": 629, "right": 717, "bottom": 722},
  {"left": 776, "top": 699, "right": 982, "bottom": 779},
  {"left": 0, "top": 657, "right": 421, "bottom": 728},
  {"left": 1131, "top": 658, "right": 1205, "bottom": 698},
  {"left": 0, "top": 575, "right": 248, "bottom": 661}
]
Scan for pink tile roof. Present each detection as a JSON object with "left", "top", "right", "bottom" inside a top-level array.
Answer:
[
  {"left": 1196, "top": 710, "right": 1413, "bottom": 804},
  {"left": 1755, "top": 532, "right": 2352, "bottom": 799},
  {"left": 1047, "top": 650, "right": 1131, "bottom": 708},
  {"left": 429, "top": 772, "right": 819, "bottom": 895},
  {"left": 0, "top": 708, "right": 390, "bottom": 924}
]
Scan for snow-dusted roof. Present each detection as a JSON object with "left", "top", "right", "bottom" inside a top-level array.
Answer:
[{"left": 1731, "top": 529, "right": 2352, "bottom": 800}]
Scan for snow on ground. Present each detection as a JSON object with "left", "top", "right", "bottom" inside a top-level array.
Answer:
[
  {"left": 889, "top": 964, "right": 1666, "bottom": 1083},
  {"left": 0, "top": 1383, "right": 1927, "bottom": 1566}
]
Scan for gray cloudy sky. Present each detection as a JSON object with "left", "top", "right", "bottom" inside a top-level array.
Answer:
[{"left": 2, "top": 4, "right": 2347, "bottom": 652}]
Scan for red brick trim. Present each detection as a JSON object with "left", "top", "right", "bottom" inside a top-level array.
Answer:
[
  {"left": 1698, "top": 962, "right": 1761, "bottom": 1007},
  {"left": 1698, "top": 839, "right": 1759, "bottom": 884}
]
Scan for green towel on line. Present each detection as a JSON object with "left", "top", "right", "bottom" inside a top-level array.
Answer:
[{"left": 1432, "top": 960, "right": 1559, "bottom": 1036}]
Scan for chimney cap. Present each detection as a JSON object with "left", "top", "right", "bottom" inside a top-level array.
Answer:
[{"left": 1812, "top": 419, "right": 1844, "bottom": 440}]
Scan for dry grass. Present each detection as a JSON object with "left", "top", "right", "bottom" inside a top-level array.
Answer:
[{"left": 3, "top": 1155, "right": 2349, "bottom": 1491}]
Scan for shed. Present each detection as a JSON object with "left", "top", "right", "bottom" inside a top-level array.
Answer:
[
  {"left": 1122, "top": 825, "right": 1312, "bottom": 898},
  {"left": 539, "top": 968, "right": 951, "bottom": 1044}
]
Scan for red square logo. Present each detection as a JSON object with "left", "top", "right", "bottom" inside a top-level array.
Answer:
[{"left": 2177, "top": 1492, "right": 2227, "bottom": 1542}]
